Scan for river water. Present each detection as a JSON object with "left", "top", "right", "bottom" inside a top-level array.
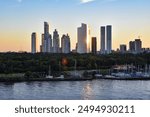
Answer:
[{"left": 0, "top": 79, "right": 150, "bottom": 100}]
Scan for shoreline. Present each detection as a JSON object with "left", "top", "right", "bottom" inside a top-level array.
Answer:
[
  {"left": 1, "top": 76, "right": 150, "bottom": 82},
  {"left": 0, "top": 77, "right": 93, "bottom": 82}
]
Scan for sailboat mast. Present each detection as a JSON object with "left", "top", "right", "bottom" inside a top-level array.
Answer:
[
  {"left": 74, "top": 59, "right": 77, "bottom": 75},
  {"left": 49, "top": 65, "right": 51, "bottom": 75}
]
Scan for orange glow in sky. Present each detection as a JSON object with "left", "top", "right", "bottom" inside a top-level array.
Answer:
[{"left": 0, "top": 0, "right": 150, "bottom": 52}]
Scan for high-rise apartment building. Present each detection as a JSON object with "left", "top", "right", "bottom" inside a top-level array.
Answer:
[
  {"left": 91, "top": 37, "right": 97, "bottom": 54},
  {"left": 129, "top": 39, "right": 142, "bottom": 54},
  {"left": 135, "top": 39, "right": 142, "bottom": 53},
  {"left": 61, "top": 34, "right": 71, "bottom": 53},
  {"left": 129, "top": 41, "right": 135, "bottom": 52},
  {"left": 53, "top": 29, "right": 60, "bottom": 53},
  {"left": 40, "top": 34, "right": 44, "bottom": 52},
  {"left": 120, "top": 44, "right": 127, "bottom": 53},
  {"left": 43, "top": 22, "right": 52, "bottom": 53},
  {"left": 100, "top": 25, "right": 112, "bottom": 54},
  {"left": 100, "top": 26, "right": 105, "bottom": 54},
  {"left": 106, "top": 25, "right": 112, "bottom": 54},
  {"left": 77, "top": 23, "right": 90, "bottom": 53},
  {"left": 31, "top": 32, "right": 37, "bottom": 54}
]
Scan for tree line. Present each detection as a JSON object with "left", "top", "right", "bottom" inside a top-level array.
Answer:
[{"left": 0, "top": 52, "right": 150, "bottom": 74}]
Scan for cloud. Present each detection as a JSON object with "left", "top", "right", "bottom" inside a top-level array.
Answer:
[
  {"left": 79, "top": 0, "right": 118, "bottom": 4},
  {"left": 15, "top": 0, "right": 96, "bottom": 4},
  {"left": 80, "top": 0, "right": 95, "bottom": 4}
]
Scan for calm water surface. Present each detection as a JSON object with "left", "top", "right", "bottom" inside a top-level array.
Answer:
[{"left": 0, "top": 80, "right": 150, "bottom": 100}]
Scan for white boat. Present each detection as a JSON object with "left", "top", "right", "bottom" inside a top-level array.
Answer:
[
  {"left": 46, "top": 75, "right": 53, "bottom": 79},
  {"left": 105, "top": 75, "right": 117, "bottom": 79},
  {"left": 95, "top": 74, "right": 103, "bottom": 78},
  {"left": 55, "top": 75, "right": 64, "bottom": 79},
  {"left": 112, "top": 72, "right": 131, "bottom": 78},
  {"left": 142, "top": 73, "right": 150, "bottom": 78}
]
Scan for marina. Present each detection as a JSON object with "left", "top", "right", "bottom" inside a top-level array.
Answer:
[{"left": 0, "top": 64, "right": 150, "bottom": 82}]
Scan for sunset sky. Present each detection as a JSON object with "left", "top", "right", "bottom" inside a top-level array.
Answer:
[{"left": 0, "top": 0, "right": 150, "bottom": 52}]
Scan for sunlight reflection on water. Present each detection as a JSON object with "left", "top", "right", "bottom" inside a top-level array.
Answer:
[{"left": 0, "top": 80, "right": 150, "bottom": 100}]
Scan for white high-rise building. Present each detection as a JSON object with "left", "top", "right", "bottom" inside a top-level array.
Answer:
[
  {"left": 43, "top": 22, "right": 52, "bottom": 53},
  {"left": 106, "top": 25, "right": 112, "bottom": 54},
  {"left": 61, "top": 34, "right": 71, "bottom": 53},
  {"left": 100, "top": 26, "right": 105, "bottom": 54},
  {"left": 77, "top": 23, "right": 90, "bottom": 53},
  {"left": 31, "top": 32, "right": 37, "bottom": 54},
  {"left": 53, "top": 29, "right": 60, "bottom": 53}
]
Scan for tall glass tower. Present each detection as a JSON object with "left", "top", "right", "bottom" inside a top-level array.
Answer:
[
  {"left": 106, "top": 25, "right": 112, "bottom": 54},
  {"left": 31, "top": 32, "right": 36, "bottom": 54},
  {"left": 100, "top": 26, "right": 105, "bottom": 54},
  {"left": 43, "top": 22, "right": 52, "bottom": 53},
  {"left": 77, "top": 23, "right": 90, "bottom": 53},
  {"left": 53, "top": 29, "right": 60, "bottom": 53}
]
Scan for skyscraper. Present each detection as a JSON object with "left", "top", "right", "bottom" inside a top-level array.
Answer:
[
  {"left": 91, "top": 37, "right": 97, "bottom": 54},
  {"left": 44, "top": 22, "right": 49, "bottom": 34},
  {"left": 48, "top": 34, "right": 53, "bottom": 53},
  {"left": 120, "top": 44, "right": 127, "bottom": 53},
  {"left": 135, "top": 39, "right": 142, "bottom": 53},
  {"left": 129, "top": 39, "right": 142, "bottom": 54},
  {"left": 40, "top": 34, "right": 44, "bottom": 52},
  {"left": 61, "top": 34, "right": 71, "bottom": 53},
  {"left": 129, "top": 41, "right": 135, "bottom": 52},
  {"left": 43, "top": 22, "right": 52, "bottom": 53},
  {"left": 44, "top": 22, "right": 49, "bottom": 52},
  {"left": 100, "top": 26, "right": 105, "bottom": 54},
  {"left": 106, "top": 25, "right": 112, "bottom": 54},
  {"left": 77, "top": 23, "right": 90, "bottom": 53},
  {"left": 53, "top": 29, "right": 60, "bottom": 53},
  {"left": 31, "top": 32, "right": 36, "bottom": 54}
]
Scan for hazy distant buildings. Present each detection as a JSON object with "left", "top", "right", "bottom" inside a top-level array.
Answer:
[
  {"left": 91, "top": 37, "right": 97, "bottom": 54},
  {"left": 77, "top": 23, "right": 90, "bottom": 53},
  {"left": 61, "top": 34, "right": 71, "bottom": 53},
  {"left": 31, "top": 32, "right": 37, "bottom": 54},
  {"left": 142, "top": 48, "right": 150, "bottom": 53},
  {"left": 106, "top": 25, "right": 112, "bottom": 54},
  {"left": 100, "top": 26, "right": 105, "bottom": 54},
  {"left": 120, "top": 44, "right": 127, "bottom": 53},
  {"left": 53, "top": 29, "right": 60, "bottom": 53}
]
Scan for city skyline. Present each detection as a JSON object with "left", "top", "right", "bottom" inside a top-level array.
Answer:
[
  {"left": 0, "top": 0, "right": 150, "bottom": 52},
  {"left": 32, "top": 22, "right": 147, "bottom": 54}
]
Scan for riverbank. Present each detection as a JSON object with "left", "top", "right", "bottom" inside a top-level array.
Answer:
[
  {"left": 0, "top": 73, "right": 25, "bottom": 82},
  {"left": 1, "top": 75, "right": 150, "bottom": 82},
  {"left": 0, "top": 77, "right": 94, "bottom": 82},
  {"left": 0, "top": 73, "right": 94, "bottom": 82}
]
